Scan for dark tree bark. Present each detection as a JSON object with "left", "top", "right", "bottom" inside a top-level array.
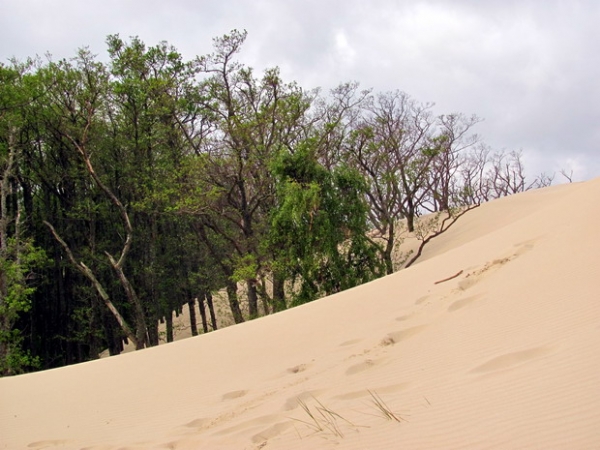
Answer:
[
  {"left": 247, "top": 279, "right": 259, "bottom": 319},
  {"left": 165, "top": 313, "right": 173, "bottom": 343},
  {"left": 205, "top": 291, "right": 218, "bottom": 330},
  {"left": 147, "top": 321, "right": 159, "bottom": 347},
  {"left": 192, "top": 223, "right": 243, "bottom": 325},
  {"left": 188, "top": 299, "right": 198, "bottom": 336},
  {"left": 198, "top": 293, "right": 208, "bottom": 333},
  {"left": 272, "top": 272, "right": 287, "bottom": 313},
  {"left": 44, "top": 221, "right": 140, "bottom": 349},
  {"left": 225, "top": 280, "right": 244, "bottom": 324},
  {"left": 382, "top": 222, "right": 396, "bottom": 275}
]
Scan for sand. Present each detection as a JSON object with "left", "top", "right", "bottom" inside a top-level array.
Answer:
[{"left": 1, "top": 178, "right": 599, "bottom": 449}]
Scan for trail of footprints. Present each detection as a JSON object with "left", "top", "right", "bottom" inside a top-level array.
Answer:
[
  {"left": 456, "top": 239, "right": 536, "bottom": 292},
  {"left": 175, "top": 326, "right": 420, "bottom": 447},
  {"left": 171, "top": 239, "right": 548, "bottom": 447}
]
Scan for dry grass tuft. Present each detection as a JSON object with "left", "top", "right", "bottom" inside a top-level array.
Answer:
[
  {"left": 368, "top": 390, "right": 405, "bottom": 422},
  {"left": 291, "top": 397, "right": 361, "bottom": 438}
]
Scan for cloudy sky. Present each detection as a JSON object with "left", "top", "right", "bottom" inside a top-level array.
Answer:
[{"left": 1, "top": 0, "right": 598, "bottom": 181}]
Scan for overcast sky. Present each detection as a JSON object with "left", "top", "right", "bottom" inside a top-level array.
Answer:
[{"left": 1, "top": 0, "right": 598, "bottom": 181}]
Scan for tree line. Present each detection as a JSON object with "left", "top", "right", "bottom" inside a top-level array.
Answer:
[{"left": 0, "top": 30, "right": 551, "bottom": 375}]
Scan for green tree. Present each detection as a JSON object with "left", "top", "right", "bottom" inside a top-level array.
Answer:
[
  {"left": 106, "top": 34, "right": 204, "bottom": 344},
  {"left": 0, "top": 63, "right": 47, "bottom": 375},
  {"left": 179, "top": 30, "right": 313, "bottom": 319},
  {"left": 270, "top": 140, "right": 384, "bottom": 305},
  {"left": 39, "top": 50, "right": 149, "bottom": 350}
]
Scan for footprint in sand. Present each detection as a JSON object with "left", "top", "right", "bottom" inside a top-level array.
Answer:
[
  {"left": 458, "top": 258, "right": 510, "bottom": 291},
  {"left": 158, "top": 441, "right": 180, "bottom": 450},
  {"left": 346, "top": 326, "right": 427, "bottom": 374},
  {"left": 380, "top": 325, "right": 428, "bottom": 346},
  {"left": 282, "top": 389, "right": 328, "bottom": 411},
  {"left": 447, "top": 294, "right": 484, "bottom": 312},
  {"left": 184, "top": 418, "right": 211, "bottom": 429},
  {"left": 345, "top": 358, "right": 384, "bottom": 375},
  {"left": 251, "top": 421, "right": 294, "bottom": 444},
  {"left": 222, "top": 390, "right": 248, "bottom": 400},
  {"left": 514, "top": 239, "right": 536, "bottom": 256},
  {"left": 470, "top": 345, "right": 556, "bottom": 374},
  {"left": 458, "top": 241, "right": 536, "bottom": 292},
  {"left": 287, "top": 363, "right": 310, "bottom": 374},
  {"left": 457, "top": 276, "right": 479, "bottom": 291},
  {"left": 415, "top": 295, "right": 429, "bottom": 305},
  {"left": 395, "top": 314, "right": 412, "bottom": 321}
]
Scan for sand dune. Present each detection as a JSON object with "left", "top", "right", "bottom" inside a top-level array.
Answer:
[{"left": 1, "top": 178, "right": 599, "bottom": 449}]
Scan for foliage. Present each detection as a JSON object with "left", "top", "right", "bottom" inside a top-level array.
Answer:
[
  {"left": 0, "top": 31, "right": 549, "bottom": 374},
  {"left": 0, "top": 238, "right": 48, "bottom": 375},
  {"left": 270, "top": 141, "right": 384, "bottom": 304}
]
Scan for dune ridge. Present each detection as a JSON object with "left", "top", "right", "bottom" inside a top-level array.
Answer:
[{"left": 1, "top": 178, "right": 599, "bottom": 449}]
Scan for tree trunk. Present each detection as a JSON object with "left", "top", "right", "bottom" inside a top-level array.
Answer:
[
  {"left": 226, "top": 280, "right": 244, "bottom": 324},
  {"left": 439, "top": 184, "right": 450, "bottom": 211},
  {"left": 383, "top": 222, "right": 395, "bottom": 275},
  {"left": 272, "top": 272, "right": 286, "bottom": 313},
  {"left": 44, "top": 222, "right": 140, "bottom": 350},
  {"left": 68, "top": 127, "right": 148, "bottom": 350},
  {"left": 198, "top": 294, "right": 208, "bottom": 333},
  {"left": 106, "top": 253, "right": 147, "bottom": 349},
  {"left": 205, "top": 291, "right": 217, "bottom": 330},
  {"left": 165, "top": 313, "right": 173, "bottom": 343},
  {"left": 147, "top": 321, "right": 159, "bottom": 347},
  {"left": 258, "top": 277, "right": 271, "bottom": 316},
  {"left": 247, "top": 280, "right": 258, "bottom": 319},
  {"left": 188, "top": 299, "right": 198, "bottom": 336},
  {"left": 406, "top": 209, "right": 415, "bottom": 233},
  {"left": 83, "top": 265, "right": 140, "bottom": 348}
]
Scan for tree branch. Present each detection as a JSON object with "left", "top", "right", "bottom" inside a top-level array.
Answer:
[
  {"left": 44, "top": 220, "right": 138, "bottom": 348},
  {"left": 404, "top": 204, "right": 478, "bottom": 268}
]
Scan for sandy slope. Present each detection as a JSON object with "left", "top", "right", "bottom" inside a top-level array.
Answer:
[{"left": 1, "top": 179, "right": 599, "bottom": 450}]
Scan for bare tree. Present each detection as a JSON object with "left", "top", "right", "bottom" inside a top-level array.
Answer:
[
  {"left": 486, "top": 150, "right": 553, "bottom": 196},
  {"left": 343, "top": 90, "right": 437, "bottom": 273},
  {"left": 490, "top": 150, "right": 527, "bottom": 196},
  {"left": 426, "top": 113, "right": 481, "bottom": 211},
  {"left": 454, "top": 144, "right": 492, "bottom": 205},
  {"left": 454, "top": 147, "right": 555, "bottom": 205},
  {"left": 560, "top": 168, "right": 574, "bottom": 183},
  {"left": 312, "top": 82, "right": 371, "bottom": 170}
]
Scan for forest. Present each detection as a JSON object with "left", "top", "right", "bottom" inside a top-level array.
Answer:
[{"left": 0, "top": 30, "right": 552, "bottom": 376}]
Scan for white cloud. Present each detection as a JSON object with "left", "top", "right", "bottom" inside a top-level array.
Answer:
[
  {"left": 333, "top": 30, "right": 356, "bottom": 66},
  {"left": 0, "top": 0, "right": 598, "bottom": 181}
]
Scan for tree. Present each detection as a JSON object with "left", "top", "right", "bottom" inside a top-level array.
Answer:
[
  {"left": 342, "top": 91, "right": 437, "bottom": 273},
  {"left": 270, "top": 140, "right": 384, "bottom": 304},
  {"left": 0, "top": 63, "right": 47, "bottom": 375},
  {"left": 0, "top": 31, "right": 554, "bottom": 373},
  {"left": 426, "top": 113, "right": 481, "bottom": 212},
  {"left": 454, "top": 148, "right": 554, "bottom": 205},
  {"left": 311, "top": 82, "right": 370, "bottom": 170},
  {"left": 41, "top": 50, "right": 148, "bottom": 350},
  {"left": 178, "top": 30, "right": 313, "bottom": 319},
  {"left": 105, "top": 34, "right": 203, "bottom": 345}
]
